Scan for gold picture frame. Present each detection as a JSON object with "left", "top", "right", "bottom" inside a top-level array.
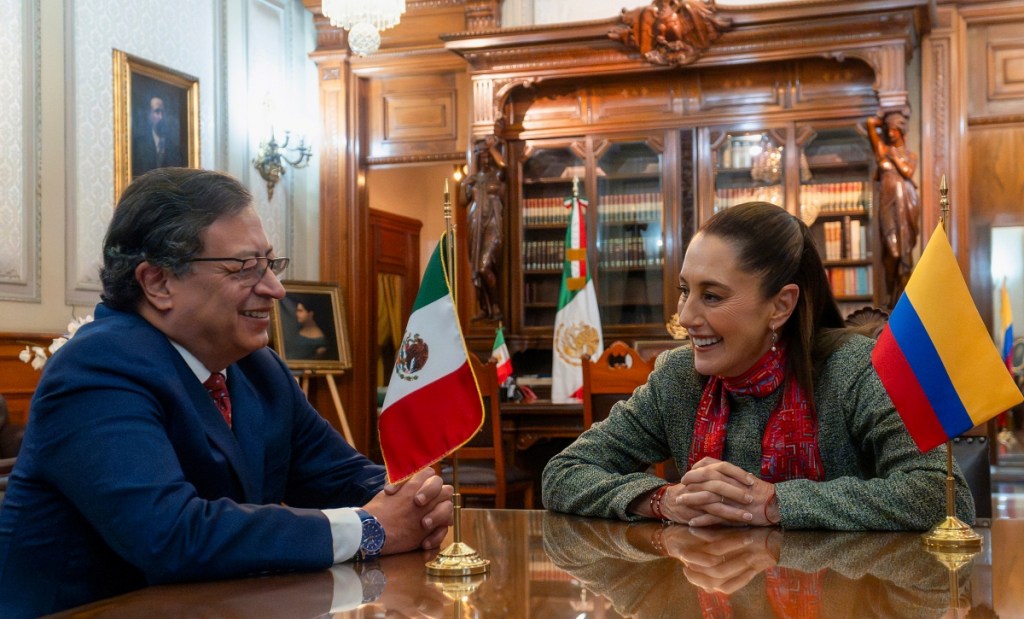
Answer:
[
  {"left": 271, "top": 281, "right": 352, "bottom": 371},
  {"left": 113, "top": 49, "right": 200, "bottom": 200}
]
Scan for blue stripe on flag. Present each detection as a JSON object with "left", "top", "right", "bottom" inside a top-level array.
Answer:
[{"left": 888, "top": 296, "right": 973, "bottom": 438}]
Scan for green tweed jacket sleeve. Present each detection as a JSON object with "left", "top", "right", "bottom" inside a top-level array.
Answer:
[{"left": 541, "top": 335, "right": 975, "bottom": 530}]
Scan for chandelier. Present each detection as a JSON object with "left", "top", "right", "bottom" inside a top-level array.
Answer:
[{"left": 321, "top": 0, "right": 406, "bottom": 56}]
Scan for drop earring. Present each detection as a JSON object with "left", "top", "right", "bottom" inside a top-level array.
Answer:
[{"left": 770, "top": 324, "right": 777, "bottom": 352}]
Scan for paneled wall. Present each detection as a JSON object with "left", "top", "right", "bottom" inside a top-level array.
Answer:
[
  {"left": 0, "top": 0, "right": 320, "bottom": 419},
  {"left": 0, "top": 0, "right": 318, "bottom": 333}
]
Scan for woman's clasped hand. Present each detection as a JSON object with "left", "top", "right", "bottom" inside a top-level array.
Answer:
[
  {"left": 652, "top": 458, "right": 778, "bottom": 527},
  {"left": 657, "top": 526, "right": 783, "bottom": 595}
]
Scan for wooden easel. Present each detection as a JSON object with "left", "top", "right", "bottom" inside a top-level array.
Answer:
[{"left": 297, "top": 369, "right": 354, "bottom": 445}]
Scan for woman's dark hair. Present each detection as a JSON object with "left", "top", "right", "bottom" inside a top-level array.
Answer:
[
  {"left": 697, "top": 201, "right": 845, "bottom": 391},
  {"left": 101, "top": 168, "right": 253, "bottom": 311}
]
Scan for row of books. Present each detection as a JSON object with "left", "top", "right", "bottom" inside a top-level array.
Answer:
[
  {"left": 598, "top": 237, "right": 664, "bottom": 268},
  {"left": 523, "top": 239, "right": 664, "bottom": 271},
  {"left": 827, "top": 265, "right": 873, "bottom": 297},
  {"left": 801, "top": 182, "right": 871, "bottom": 213},
  {"left": 821, "top": 217, "right": 870, "bottom": 261},
  {"left": 713, "top": 186, "right": 783, "bottom": 212},
  {"left": 523, "top": 194, "right": 661, "bottom": 225}
]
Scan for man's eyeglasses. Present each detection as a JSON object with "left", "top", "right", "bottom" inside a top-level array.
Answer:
[{"left": 187, "top": 256, "right": 290, "bottom": 285}]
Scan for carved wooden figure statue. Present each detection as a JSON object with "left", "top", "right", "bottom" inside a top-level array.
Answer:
[
  {"left": 463, "top": 139, "right": 507, "bottom": 320},
  {"left": 867, "top": 110, "right": 920, "bottom": 309}
]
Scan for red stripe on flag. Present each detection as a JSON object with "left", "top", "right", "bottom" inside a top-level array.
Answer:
[
  {"left": 379, "top": 363, "right": 482, "bottom": 482},
  {"left": 871, "top": 326, "right": 949, "bottom": 452}
]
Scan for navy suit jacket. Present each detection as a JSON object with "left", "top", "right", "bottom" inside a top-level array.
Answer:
[{"left": 0, "top": 305, "right": 385, "bottom": 617}]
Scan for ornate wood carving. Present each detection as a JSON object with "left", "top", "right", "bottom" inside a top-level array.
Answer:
[{"left": 609, "top": 0, "right": 731, "bottom": 67}]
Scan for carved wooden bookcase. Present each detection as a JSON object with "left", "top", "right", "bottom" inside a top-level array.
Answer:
[{"left": 445, "top": 0, "right": 931, "bottom": 366}]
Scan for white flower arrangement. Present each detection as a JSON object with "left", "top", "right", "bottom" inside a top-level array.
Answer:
[{"left": 19, "top": 315, "right": 94, "bottom": 370}]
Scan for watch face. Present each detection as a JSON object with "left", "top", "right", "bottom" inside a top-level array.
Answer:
[
  {"left": 361, "top": 517, "right": 386, "bottom": 555},
  {"left": 359, "top": 565, "right": 387, "bottom": 603}
]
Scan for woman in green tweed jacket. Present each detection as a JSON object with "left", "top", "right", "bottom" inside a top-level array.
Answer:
[{"left": 542, "top": 202, "right": 973, "bottom": 530}]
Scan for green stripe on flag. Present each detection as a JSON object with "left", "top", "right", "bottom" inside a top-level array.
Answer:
[{"left": 411, "top": 235, "right": 451, "bottom": 312}]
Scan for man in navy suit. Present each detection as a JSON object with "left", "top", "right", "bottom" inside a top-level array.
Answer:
[{"left": 0, "top": 168, "right": 454, "bottom": 616}]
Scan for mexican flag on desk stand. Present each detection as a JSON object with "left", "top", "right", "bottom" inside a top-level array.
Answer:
[
  {"left": 871, "top": 224, "right": 1023, "bottom": 452},
  {"left": 491, "top": 325, "right": 513, "bottom": 384},
  {"left": 551, "top": 188, "right": 603, "bottom": 404},
  {"left": 378, "top": 233, "right": 485, "bottom": 483}
]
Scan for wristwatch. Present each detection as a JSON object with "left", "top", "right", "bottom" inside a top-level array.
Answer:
[
  {"left": 354, "top": 508, "right": 386, "bottom": 561},
  {"left": 353, "top": 560, "right": 387, "bottom": 603}
]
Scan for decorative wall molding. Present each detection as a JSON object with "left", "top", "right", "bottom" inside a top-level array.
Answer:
[
  {"left": 0, "top": 0, "right": 41, "bottom": 302},
  {"left": 366, "top": 152, "right": 467, "bottom": 166},
  {"left": 64, "top": 0, "right": 218, "bottom": 305}
]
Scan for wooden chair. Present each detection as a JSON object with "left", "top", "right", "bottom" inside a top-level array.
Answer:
[
  {"left": 439, "top": 355, "right": 534, "bottom": 509},
  {"left": 581, "top": 341, "right": 679, "bottom": 480}
]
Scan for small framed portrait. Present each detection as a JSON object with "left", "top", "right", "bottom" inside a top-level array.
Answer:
[
  {"left": 112, "top": 49, "right": 200, "bottom": 200},
  {"left": 271, "top": 281, "right": 352, "bottom": 371}
]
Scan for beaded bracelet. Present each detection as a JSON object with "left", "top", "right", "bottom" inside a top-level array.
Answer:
[
  {"left": 650, "top": 484, "right": 671, "bottom": 521},
  {"left": 764, "top": 486, "right": 780, "bottom": 526}
]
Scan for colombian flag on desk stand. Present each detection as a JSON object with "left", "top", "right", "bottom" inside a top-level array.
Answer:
[
  {"left": 999, "top": 279, "right": 1014, "bottom": 429},
  {"left": 379, "top": 233, "right": 485, "bottom": 483},
  {"left": 871, "top": 225, "right": 1023, "bottom": 452},
  {"left": 1001, "top": 279, "right": 1014, "bottom": 372}
]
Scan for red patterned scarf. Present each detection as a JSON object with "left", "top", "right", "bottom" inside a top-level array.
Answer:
[{"left": 687, "top": 345, "right": 824, "bottom": 483}]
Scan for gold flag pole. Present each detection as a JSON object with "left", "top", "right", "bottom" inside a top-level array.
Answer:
[
  {"left": 427, "top": 177, "right": 491, "bottom": 577},
  {"left": 923, "top": 173, "right": 982, "bottom": 555}
]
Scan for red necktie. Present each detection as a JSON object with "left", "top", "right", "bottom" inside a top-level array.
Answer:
[{"left": 203, "top": 372, "right": 232, "bottom": 428}]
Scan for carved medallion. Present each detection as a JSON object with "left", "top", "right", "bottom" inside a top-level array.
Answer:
[{"left": 610, "top": 0, "right": 732, "bottom": 67}]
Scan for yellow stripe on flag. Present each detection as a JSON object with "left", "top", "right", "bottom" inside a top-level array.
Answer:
[
  {"left": 565, "top": 248, "right": 586, "bottom": 261},
  {"left": 905, "top": 225, "right": 1022, "bottom": 425}
]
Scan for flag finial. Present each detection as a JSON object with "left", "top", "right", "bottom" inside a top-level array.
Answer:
[{"left": 939, "top": 173, "right": 948, "bottom": 232}]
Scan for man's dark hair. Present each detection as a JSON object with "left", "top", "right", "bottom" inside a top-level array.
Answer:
[{"left": 101, "top": 167, "right": 253, "bottom": 311}]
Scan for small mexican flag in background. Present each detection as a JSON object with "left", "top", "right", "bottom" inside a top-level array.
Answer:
[
  {"left": 491, "top": 325, "right": 513, "bottom": 384},
  {"left": 551, "top": 185, "right": 603, "bottom": 403},
  {"left": 378, "top": 233, "right": 484, "bottom": 483}
]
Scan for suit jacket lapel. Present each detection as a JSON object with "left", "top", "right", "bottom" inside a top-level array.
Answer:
[{"left": 225, "top": 366, "right": 266, "bottom": 502}]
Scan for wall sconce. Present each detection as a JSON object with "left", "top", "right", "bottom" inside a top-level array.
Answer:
[
  {"left": 452, "top": 163, "right": 468, "bottom": 182},
  {"left": 252, "top": 131, "right": 313, "bottom": 200}
]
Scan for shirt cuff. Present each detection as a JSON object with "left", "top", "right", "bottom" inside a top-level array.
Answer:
[
  {"left": 323, "top": 507, "right": 362, "bottom": 563},
  {"left": 328, "top": 564, "right": 364, "bottom": 612}
]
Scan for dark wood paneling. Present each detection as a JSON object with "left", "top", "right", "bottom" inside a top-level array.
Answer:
[
  {"left": 368, "top": 209, "right": 421, "bottom": 462},
  {"left": 370, "top": 73, "right": 461, "bottom": 159},
  {"left": 0, "top": 333, "right": 59, "bottom": 426}
]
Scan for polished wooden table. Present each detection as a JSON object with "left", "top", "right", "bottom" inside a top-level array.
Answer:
[{"left": 54, "top": 510, "right": 1024, "bottom": 618}]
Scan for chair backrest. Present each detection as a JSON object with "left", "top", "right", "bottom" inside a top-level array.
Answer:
[
  {"left": 461, "top": 354, "right": 508, "bottom": 485},
  {"left": 582, "top": 341, "right": 655, "bottom": 428},
  {"left": 0, "top": 395, "right": 23, "bottom": 460},
  {"left": 951, "top": 436, "right": 992, "bottom": 520}
]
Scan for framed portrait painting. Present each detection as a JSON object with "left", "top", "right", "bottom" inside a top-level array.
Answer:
[
  {"left": 113, "top": 49, "right": 199, "bottom": 200},
  {"left": 271, "top": 281, "right": 352, "bottom": 371}
]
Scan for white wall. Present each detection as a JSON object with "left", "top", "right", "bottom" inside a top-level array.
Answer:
[{"left": 0, "top": 0, "right": 317, "bottom": 333}]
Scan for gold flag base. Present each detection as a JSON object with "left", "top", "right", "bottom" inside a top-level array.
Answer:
[
  {"left": 922, "top": 516, "right": 983, "bottom": 552},
  {"left": 425, "top": 541, "right": 491, "bottom": 576}
]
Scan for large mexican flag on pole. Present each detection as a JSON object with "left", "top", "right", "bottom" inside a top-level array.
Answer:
[
  {"left": 551, "top": 191, "right": 603, "bottom": 403},
  {"left": 379, "top": 233, "right": 484, "bottom": 483}
]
